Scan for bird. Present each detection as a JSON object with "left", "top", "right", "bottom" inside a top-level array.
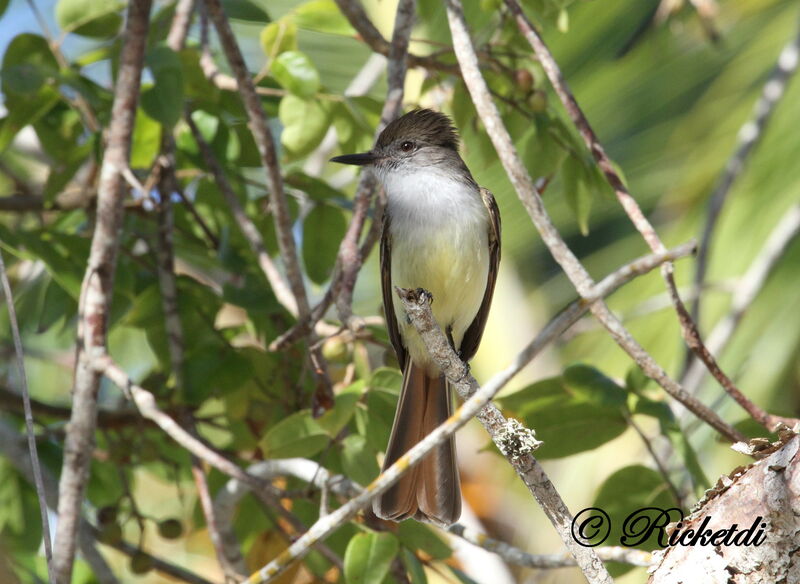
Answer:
[{"left": 331, "top": 108, "right": 500, "bottom": 526}]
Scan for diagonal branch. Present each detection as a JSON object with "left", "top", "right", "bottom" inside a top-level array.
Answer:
[
  {"left": 185, "top": 114, "right": 298, "bottom": 317},
  {"left": 54, "top": 1, "right": 153, "bottom": 580},
  {"left": 683, "top": 204, "right": 800, "bottom": 403},
  {"left": 503, "top": 0, "right": 790, "bottom": 435},
  {"left": 0, "top": 252, "right": 54, "bottom": 580},
  {"left": 245, "top": 240, "right": 700, "bottom": 582},
  {"left": 691, "top": 17, "right": 800, "bottom": 326},
  {"left": 444, "top": 0, "right": 743, "bottom": 444},
  {"left": 448, "top": 524, "right": 652, "bottom": 569},
  {"left": 203, "top": 0, "right": 310, "bottom": 320},
  {"left": 0, "top": 420, "right": 117, "bottom": 583},
  {"left": 334, "top": 0, "right": 416, "bottom": 330},
  {"left": 332, "top": 0, "right": 458, "bottom": 74}
]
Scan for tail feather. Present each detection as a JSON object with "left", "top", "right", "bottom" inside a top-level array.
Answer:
[{"left": 373, "top": 361, "right": 461, "bottom": 526}]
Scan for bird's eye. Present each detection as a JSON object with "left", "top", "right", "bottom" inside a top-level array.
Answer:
[{"left": 400, "top": 141, "right": 414, "bottom": 152}]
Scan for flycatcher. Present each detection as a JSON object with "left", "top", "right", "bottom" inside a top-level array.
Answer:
[{"left": 331, "top": 109, "right": 500, "bottom": 526}]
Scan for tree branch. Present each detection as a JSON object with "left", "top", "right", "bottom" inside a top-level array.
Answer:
[
  {"left": 0, "top": 420, "right": 117, "bottom": 583},
  {"left": 683, "top": 204, "right": 800, "bottom": 406},
  {"left": 448, "top": 524, "right": 652, "bottom": 569},
  {"left": 0, "top": 252, "right": 54, "bottom": 580},
  {"left": 444, "top": 0, "right": 744, "bottom": 444},
  {"left": 332, "top": 0, "right": 459, "bottom": 74},
  {"left": 396, "top": 287, "right": 611, "bottom": 584},
  {"left": 503, "top": 0, "right": 780, "bottom": 436},
  {"left": 691, "top": 17, "right": 800, "bottom": 327},
  {"left": 54, "top": 2, "right": 152, "bottom": 580},
  {"left": 203, "top": 0, "right": 310, "bottom": 320},
  {"left": 333, "top": 0, "right": 416, "bottom": 331}
]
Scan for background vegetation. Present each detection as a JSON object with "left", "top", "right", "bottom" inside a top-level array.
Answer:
[{"left": 0, "top": 0, "right": 798, "bottom": 582}]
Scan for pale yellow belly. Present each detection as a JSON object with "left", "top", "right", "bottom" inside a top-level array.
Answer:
[{"left": 391, "top": 228, "right": 489, "bottom": 375}]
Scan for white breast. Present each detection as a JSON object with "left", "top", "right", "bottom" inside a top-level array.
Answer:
[{"left": 382, "top": 167, "right": 490, "bottom": 373}]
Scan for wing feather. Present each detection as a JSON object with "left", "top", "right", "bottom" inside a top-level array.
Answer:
[
  {"left": 380, "top": 213, "right": 407, "bottom": 370},
  {"left": 458, "top": 187, "right": 501, "bottom": 362}
]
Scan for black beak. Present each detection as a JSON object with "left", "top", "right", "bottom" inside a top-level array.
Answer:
[{"left": 330, "top": 151, "right": 378, "bottom": 166}]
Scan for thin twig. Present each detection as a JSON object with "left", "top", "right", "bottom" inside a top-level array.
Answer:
[
  {"left": 448, "top": 524, "right": 653, "bottom": 569},
  {"left": 0, "top": 420, "right": 117, "bottom": 583},
  {"left": 683, "top": 204, "right": 800, "bottom": 402},
  {"left": 189, "top": 437, "right": 244, "bottom": 582},
  {"left": 446, "top": 0, "right": 744, "bottom": 445},
  {"left": 185, "top": 115, "right": 298, "bottom": 316},
  {"left": 204, "top": 0, "right": 310, "bottom": 320},
  {"left": 506, "top": 0, "right": 793, "bottom": 435},
  {"left": 0, "top": 252, "right": 54, "bottom": 581},
  {"left": 623, "top": 409, "right": 684, "bottom": 506},
  {"left": 54, "top": 2, "right": 153, "bottom": 580},
  {"left": 489, "top": 241, "right": 699, "bottom": 393},
  {"left": 397, "top": 287, "right": 611, "bottom": 584},
  {"left": 154, "top": 147, "right": 186, "bottom": 390},
  {"left": 334, "top": 0, "right": 416, "bottom": 330},
  {"left": 691, "top": 18, "right": 800, "bottom": 329},
  {"left": 332, "top": 0, "right": 458, "bottom": 74}
]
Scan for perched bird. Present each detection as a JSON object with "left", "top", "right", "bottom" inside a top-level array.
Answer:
[{"left": 332, "top": 109, "right": 500, "bottom": 526}]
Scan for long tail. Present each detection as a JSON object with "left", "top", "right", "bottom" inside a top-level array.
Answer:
[{"left": 373, "top": 360, "right": 461, "bottom": 526}]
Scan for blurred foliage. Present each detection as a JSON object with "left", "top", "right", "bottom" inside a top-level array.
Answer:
[{"left": 0, "top": 0, "right": 798, "bottom": 582}]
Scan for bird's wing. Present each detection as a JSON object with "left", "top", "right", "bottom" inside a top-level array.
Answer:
[
  {"left": 458, "top": 187, "right": 501, "bottom": 362},
  {"left": 380, "top": 212, "right": 408, "bottom": 371}
]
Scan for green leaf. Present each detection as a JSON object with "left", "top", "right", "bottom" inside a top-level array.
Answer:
[
  {"left": 591, "top": 465, "right": 678, "bottom": 576},
  {"left": 1, "top": 34, "right": 58, "bottom": 97},
  {"left": 317, "top": 385, "right": 363, "bottom": 436},
  {"left": 0, "top": 87, "right": 60, "bottom": 154},
  {"left": 260, "top": 410, "right": 330, "bottom": 459},
  {"left": 340, "top": 435, "right": 379, "bottom": 487},
  {"left": 302, "top": 203, "right": 347, "bottom": 284},
  {"left": 397, "top": 521, "right": 452, "bottom": 560},
  {"left": 344, "top": 532, "right": 399, "bottom": 584},
  {"left": 562, "top": 154, "right": 593, "bottom": 236},
  {"left": 295, "top": 0, "right": 356, "bottom": 36},
  {"left": 0, "top": 0, "right": 9, "bottom": 19},
  {"left": 631, "top": 394, "right": 710, "bottom": 495},
  {"left": 562, "top": 363, "right": 627, "bottom": 408},
  {"left": 37, "top": 276, "right": 77, "bottom": 333},
  {"left": 401, "top": 549, "right": 428, "bottom": 584},
  {"left": 141, "top": 45, "right": 184, "bottom": 127},
  {"left": 279, "top": 94, "right": 329, "bottom": 158},
  {"left": 55, "top": 0, "right": 124, "bottom": 38},
  {"left": 271, "top": 51, "right": 320, "bottom": 98},
  {"left": 260, "top": 17, "right": 298, "bottom": 57},
  {"left": 286, "top": 171, "right": 346, "bottom": 201},
  {"left": 222, "top": 0, "right": 271, "bottom": 22},
  {"left": 130, "top": 108, "right": 161, "bottom": 168},
  {"left": 496, "top": 370, "right": 628, "bottom": 459}
]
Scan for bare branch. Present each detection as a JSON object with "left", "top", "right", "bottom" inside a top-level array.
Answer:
[
  {"left": 190, "top": 444, "right": 244, "bottom": 582},
  {"left": 692, "top": 19, "right": 800, "bottom": 326},
  {"left": 204, "top": 0, "right": 310, "bottom": 319},
  {"left": 448, "top": 524, "right": 652, "bottom": 569},
  {"left": 334, "top": 0, "right": 416, "bottom": 330},
  {"left": 397, "top": 287, "right": 610, "bottom": 584},
  {"left": 444, "top": 0, "right": 744, "bottom": 443},
  {"left": 683, "top": 204, "right": 800, "bottom": 400},
  {"left": 332, "top": 0, "right": 458, "bottom": 74},
  {"left": 166, "top": 0, "right": 195, "bottom": 51},
  {"left": 503, "top": 0, "right": 788, "bottom": 436},
  {"left": 185, "top": 114, "right": 298, "bottom": 317},
  {"left": 0, "top": 252, "right": 54, "bottom": 580},
  {"left": 0, "top": 421, "right": 117, "bottom": 583},
  {"left": 240, "top": 240, "right": 697, "bottom": 582},
  {"left": 54, "top": 2, "right": 152, "bottom": 580}
]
